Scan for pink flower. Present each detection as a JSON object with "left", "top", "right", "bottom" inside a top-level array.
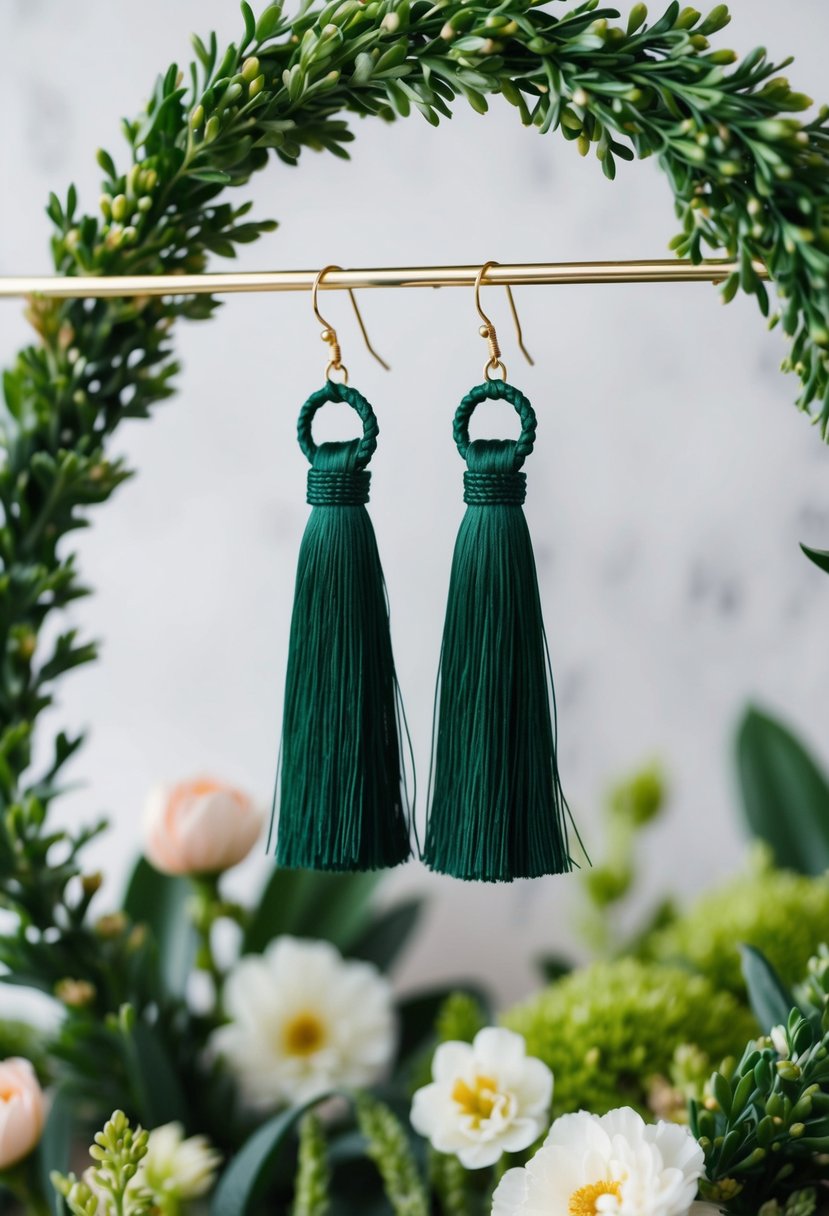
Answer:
[
  {"left": 0, "top": 1058, "right": 46, "bottom": 1169},
  {"left": 144, "top": 778, "right": 262, "bottom": 877}
]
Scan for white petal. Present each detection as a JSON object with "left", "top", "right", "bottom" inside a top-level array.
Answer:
[
  {"left": 432, "top": 1040, "right": 475, "bottom": 1084},
  {"left": 473, "top": 1027, "right": 527, "bottom": 1076},
  {"left": 493, "top": 1168, "right": 530, "bottom": 1216}
]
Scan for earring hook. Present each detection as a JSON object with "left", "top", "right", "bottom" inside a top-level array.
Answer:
[
  {"left": 474, "top": 260, "right": 535, "bottom": 381},
  {"left": 312, "top": 265, "right": 391, "bottom": 383}
]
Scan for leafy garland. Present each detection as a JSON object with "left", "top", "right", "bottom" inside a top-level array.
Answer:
[{"left": 0, "top": 0, "right": 828, "bottom": 1193}]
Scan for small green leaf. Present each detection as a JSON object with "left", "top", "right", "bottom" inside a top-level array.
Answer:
[
  {"left": 123, "top": 857, "right": 197, "bottom": 997},
  {"left": 801, "top": 543, "right": 829, "bottom": 575},
  {"left": 741, "top": 945, "right": 795, "bottom": 1032},
  {"left": 244, "top": 869, "right": 380, "bottom": 956},
  {"left": 255, "top": 3, "right": 284, "bottom": 41},
  {"left": 240, "top": 1, "right": 256, "bottom": 47},
  {"left": 736, "top": 705, "right": 829, "bottom": 875},
  {"left": 190, "top": 169, "right": 233, "bottom": 184},
  {"left": 348, "top": 898, "right": 423, "bottom": 971}
]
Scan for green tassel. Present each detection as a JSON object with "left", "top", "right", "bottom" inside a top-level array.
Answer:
[
  {"left": 272, "top": 380, "right": 412, "bottom": 872},
  {"left": 424, "top": 379, "right": 577, "bottom": 883}
]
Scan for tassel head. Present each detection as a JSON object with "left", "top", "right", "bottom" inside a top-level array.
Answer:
[
  {"left": 424, "top": 380, "right": 576, "bottom": 882},
  {"left": 273, "top": 380, "right": 412, "bottom": 872}
]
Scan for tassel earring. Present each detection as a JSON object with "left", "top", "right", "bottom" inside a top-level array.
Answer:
[
  {"left": 424, "top": 262, "right": 581, "bottom": 883},
  {"left": 272, "top": 267, "right": 413, "bottom": 872}
]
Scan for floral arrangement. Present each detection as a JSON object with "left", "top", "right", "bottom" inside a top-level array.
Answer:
[
  {"left": 2, "top": 0, "right": 829, "bottom": 1214},
  {"left": 3, "top": 718, "right": 829, "bottom": 1216}
]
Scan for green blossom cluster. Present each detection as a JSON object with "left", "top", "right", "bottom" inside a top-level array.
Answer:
[
  {"left": 503, "top": 958, "right": 757, "bottom": 1117},
  {"left": 646, "top": 854, "right": 829, "bottom": 996}
]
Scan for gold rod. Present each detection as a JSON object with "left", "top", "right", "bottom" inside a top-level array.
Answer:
[{"left": 0, "top": 259, "right": 767, "bottom": 300}]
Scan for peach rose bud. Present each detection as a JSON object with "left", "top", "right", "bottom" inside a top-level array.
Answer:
[
  {"left": 144, "top": 778, "right": 263, "bottom": 877},
  {"left": 0, "top": 1057, "right": 46, "bottom": 1169}
]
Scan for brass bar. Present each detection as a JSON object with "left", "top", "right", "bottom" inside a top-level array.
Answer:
[{"left": 0, "top": 259, "right": 767, "bottom": 300}]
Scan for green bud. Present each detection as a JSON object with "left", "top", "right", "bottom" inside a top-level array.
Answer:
[
  {"left": 249, "top": 74, "right": 265, "bottom": 98},
  {"left": 789, "top": 1122, "right": 806, "bottom": 1137},
  {"left": 676, "top": 7, "right": 701, "bottom": 29},
  {"left": 110, "top": 194, "right": 128, "bottom": 222},
  {"left": 708, "top": 48, "right": 737, "bottom": 64},
  {"left": 627, "top": 3, "right": 648, "bottom": 34},
  {"left": 191, "top": 104, "right": 205, "bottom": 129},
  {"left": 776, "top": 1059, "right": 802, "bottom": 1081},
  {"left": 141, "top": 167, "right": 158, "bottom": 191},
  {"left": 241, "top": 55, "right": 260, "bottom": 81},
  {"left": 699, "top": 4, "right": 731, "bottom": 35},
  {"left": 381, "top": 11, "right": 401, "bottom": 33},
  {"left": 99, "top": 194, "right": 112, "bottom": 220},
  {"left": 205, "top": 115, "right": 221, "bottom": 142}
]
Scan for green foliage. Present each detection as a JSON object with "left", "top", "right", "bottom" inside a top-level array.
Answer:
[
  {"left": 211, "top": 1098, "right": 329, "bottom": 1216},
  {"left": 292, "top": 1115, "right": 330, "bottom": 1216},
  {"left": 504, "top": 957, "right": 757, "bottom": 1117},
  {"left": 646, "top": 849, "right": 829, "bottom": 996},
  {"left": 736, "top": 707, "right": 829, "bottom": 876},
  {"left": 741, "top": 945, "right": 796, "bottom": 1033},
  {"left": 52, "top": 1110, "right": 152, "bottom": 1216},
  {"left": 692, "top": 998, "right": 829, "bottom": 1214},
  {"left": 354, "top": 1094, "right": 429, "bottom": 1216}
]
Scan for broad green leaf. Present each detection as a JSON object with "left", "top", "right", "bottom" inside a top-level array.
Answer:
[
  {"left": 211, "top": 1095, "right": 331, "bottom": 1216},
  {"left": 128, "top": 1018, "right": 190, "bottom": 1128},
  {"left": 244, "top": 869, "right": 380, "bottom": 956},
  {"left": 801, "top": 543, "right": 829, "bottom": 575},
  {"left": 123, "top": 857, "right": 197, "bottom": 997},
  {"left": 741, "top": 945, "right": 794, "bottom": 1032},
  {"left": 37, "top": 1088, "right": 74, "bottom": 1215},
  {"left": 348, "top": 899, "right": 423, "bottom": 972},
  {"left": 736, "top": 706, "right": 829, "bottom": 875}
]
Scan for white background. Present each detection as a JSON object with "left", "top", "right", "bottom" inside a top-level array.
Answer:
[{"left": 0, "top": 0, "right": 827, "bottom": 1008}]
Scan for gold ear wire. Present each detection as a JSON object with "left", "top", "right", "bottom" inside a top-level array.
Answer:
[
  {"left": 312, "top": 265, "right": 391, "bottom": 383},
  {"left": 474, "top": 260, "right": 535, "bottom": 381}
]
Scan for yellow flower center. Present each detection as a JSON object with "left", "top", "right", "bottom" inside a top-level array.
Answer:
[
  {"left": 283, "top": 1011, "right": 327, "bottom": 1057},
  {"left": 0, "top": 1085, "right": 19, "bottom": 1102},
  {"left": 451, "top": 1075, "right": 500, "bottom": 1125},
  {"left": 569, "top": 1180, "right": 622, "bottom": 1215}
]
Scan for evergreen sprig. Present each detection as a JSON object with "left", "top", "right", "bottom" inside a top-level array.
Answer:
[
  {"left": 0, "top": 0, "right": 827, "bottom": 1017},
  {"left": 692, "top": 999, "right": 829, "bottom": 1214}
]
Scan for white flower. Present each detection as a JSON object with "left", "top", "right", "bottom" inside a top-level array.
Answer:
[
  {"left": 492, "top": 1107, "right": 704, "bottom": 1216},
  {"left": 410, "top": 1027, "right": 553, "bottom": 1169},
  {"left": 142, "top": 1122, "right": 221, "bottom": 1200},
  {"left": 211, "top": 937, "right": 395, "bottom": 1109}
]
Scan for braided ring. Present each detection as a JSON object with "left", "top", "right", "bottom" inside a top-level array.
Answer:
[
  {"left": 453, "top": 380, "right": 537, "bottom": 468},
  {"left": 297, "top": 380, "right": 379, "bottom": 468}
]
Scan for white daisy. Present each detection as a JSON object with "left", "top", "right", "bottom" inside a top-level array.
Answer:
[
  {"left": 211, "top": 937, "right": 396, "bottom": 1109},
  {"left": 410, "top": 1027, "right": 553, "bottom": 1169},
  {"left": 492, "top": 1107, "right": 705, "bottom": 1216}
]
